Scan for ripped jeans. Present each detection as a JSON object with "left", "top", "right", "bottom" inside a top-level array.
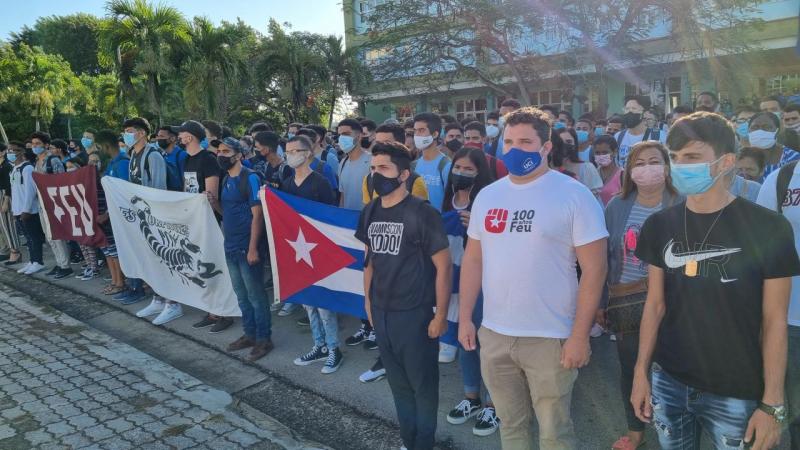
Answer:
[{"left": 650, "top": 362, "right": 756, "bottom": 449}]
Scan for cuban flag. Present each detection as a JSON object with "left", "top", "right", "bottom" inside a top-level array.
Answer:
[{"left": 261, "top": 188, "right": 367, "bottom": 319}]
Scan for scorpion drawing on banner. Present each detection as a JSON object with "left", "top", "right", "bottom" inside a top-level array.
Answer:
[{"left": 127, "top": 196, "right": 222, "bottom": 287}]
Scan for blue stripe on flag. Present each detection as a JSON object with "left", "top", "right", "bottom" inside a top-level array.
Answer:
[
  {"left": 286, "top": 284, "right": 367, "bottom": 319},
  {"left": 343, "top": 247, "right": 365, "bottom": 270},
  {"left": 271, "top": 188, "right": 360, "bottom": 229}
]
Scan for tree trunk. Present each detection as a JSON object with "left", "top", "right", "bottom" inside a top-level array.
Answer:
[
  {"left": 0, "top": 119, "right": 8, "bottom": 145},
  {"left": 328, "top": 84, "right": 337, "bottom": 130},
  {"left": 595, "top": 61, "right": 609, "bottom": 119},
  {"left": 35, "top": 118, "right": 40, "bottom": 132},
  {"left": 148, "top": 73, "right": 162, "bottom": 126},
  {"left": 67, "top": 115, "right": 73, "bottom": 141}
]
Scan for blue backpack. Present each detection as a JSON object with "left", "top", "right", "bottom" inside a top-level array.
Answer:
[{"left": 143, "top": 145, "right": 183, "bottom": 191}]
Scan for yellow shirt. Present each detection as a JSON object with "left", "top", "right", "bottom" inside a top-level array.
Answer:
[{"left": 361, "top": 174, "right": 429, "bottom": 205}]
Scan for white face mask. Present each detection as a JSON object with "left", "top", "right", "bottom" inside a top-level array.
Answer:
[
  {"left": 286, "top": 152, "right": 307, "bottom": 168},
  {"left": 485, "top": 124, "right": 500, "bottom": 138},
  {"left": 414, "top": 135, "right": 434, "bottom": 150},
  {"left": 787, "top": 122, "right": 800, "bottom": 132},
  {"left": 748, "top": 130, "right": 777, "bottom": 149}
]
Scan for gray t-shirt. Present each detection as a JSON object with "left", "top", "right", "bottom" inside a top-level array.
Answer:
[
  {"left": 620, "top": 202, "right": 662, "bottom": 283},
  {"left": 338, "top": 151, "right": 372, "bottom": 210}
]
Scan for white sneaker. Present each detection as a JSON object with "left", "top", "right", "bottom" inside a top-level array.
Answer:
[
  {"left": 136, "top": 298, "right": 164, "bottom": 318},
  {"left": 152, "top": 303, "right": 183, "bottom": 325},
  {"left": 438, "top": 342, "right": 458, "bottom": 363},
  {"left": 359, "top": 367, "right": 386, "bottom": 383},
  {"left": 278, "top": 303, "right": 297, "bottom": 317},
  {"left": 590, "top": 323, "right": 603, "bottom": 338},
  {"left": 17, "top": 262, "right": 32, "bottom": 274},
  {"left": 24, "top": 262, "right": 45, "bottom": 275}
]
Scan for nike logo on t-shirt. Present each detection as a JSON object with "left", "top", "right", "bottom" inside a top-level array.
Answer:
[{"left": 663, "top": 239, "right": 742, "bottom": 269}]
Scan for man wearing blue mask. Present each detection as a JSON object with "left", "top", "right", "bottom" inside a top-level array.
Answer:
[
  {"left": 81, "top": 128, "right": 98, "bottom": 155},
  {"left": 459, "top": 107, "right": 608, "bottom": 449},
  {"left": 616, "top": 96, "right": 666, "bottom": 167},
  {"left": 574, "top": 117, "right": 595, "bottom": 162},
  {"left": 30, "top": 131, "right": 74, "bottom": 279},
  {"left": 747, "top": 111, "right": 800, "bottom": 182},
  {"left": 631, "top": 112, "right": 799, "bottom": 450},
  {"left": 336, "top": 118, "right": 371, "bottom": 210}
]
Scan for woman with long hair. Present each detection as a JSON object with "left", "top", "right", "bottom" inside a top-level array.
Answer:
[
  {"left": 442, "top": 147, "right": 500, "bottom": 437},
  {"left": 603, "top": 141, "right": 682, "bottom": 450},
  {"left": 552, "top": 128, "right": 603, "bottom": 196}
]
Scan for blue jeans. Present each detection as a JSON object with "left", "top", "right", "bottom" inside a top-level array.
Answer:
[
  {"left": 459, "top": 294, "right": 489, "bottom": 400},
  {"left": 651, "top": 362, "right": 756, "bottom": 449},
  {"left": 304, "top": 306, "right": 338, "bottom": 349},
  {"left": 225, "top": 250, "right": 271, "bottom": 341}
]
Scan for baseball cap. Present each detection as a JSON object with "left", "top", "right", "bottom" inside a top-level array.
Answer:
[{"left": 178, "top": 120, "right": 205, "bottom": 141}]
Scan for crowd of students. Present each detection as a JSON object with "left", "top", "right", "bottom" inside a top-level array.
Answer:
[{"left": 2, "top": 91, "right": 800, "bottom": 450}]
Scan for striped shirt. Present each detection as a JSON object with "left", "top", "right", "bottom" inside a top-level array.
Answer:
[
  {"left": 620, "top": 202, "right": 663, "bottom": 283},
  {"left": 762, "top": 146, "right": 800, "bottom": 182}
]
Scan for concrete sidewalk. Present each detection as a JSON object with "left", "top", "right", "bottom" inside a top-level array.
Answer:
[{"left": 3, "top": 248, "right": 655, "bottom": 450}]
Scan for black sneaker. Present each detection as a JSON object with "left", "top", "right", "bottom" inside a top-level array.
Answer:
[
  {"left": 363, "top": 331, "right": 378, "bottom": 350},
  {"left": 45, "top": 266, "right": 60, "bottom": 276},
  {"left": 472, "top": 407, "right": 500, "bottom": 436},
  {"left": 447, "top": 399, "right": 481, "bottom": 425},
  {"left": 296, "top": 315, "right": 310, "bottom": 327},
  {"left": 193, "top": 315, "right": 216, "bottom": 329},
  {"left": 293, "top": 345, "right": 328, "bottom": 366},
  {"left": 70, "top": 253, "right": 84, "bottom": 264},
  {"left": 53, "top": 267, "right": 74, "bottom": 280},
  {"left": 321, "top": 347, "right": 343, "bottom": 374},
  {"left": 345, "top": 325, "right": 368, "bottom": 346},
  {"left": 209, "top": 317, "right": 234, "bottom": 333}
]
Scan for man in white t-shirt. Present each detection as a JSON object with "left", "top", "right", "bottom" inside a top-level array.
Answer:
[
  {"left": 616, "top": 96, "right": 667, "bottom": 167},
  {"left": 755, "top": 162, "right": 800, "bottom": 447},
  {"left": 459, "top": 107, "right": 609, "bottom": 449}
]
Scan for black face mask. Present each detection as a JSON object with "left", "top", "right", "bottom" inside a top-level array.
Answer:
[
  {"left": 157, "top": 139, "right": 170, "bottom": 150},
  {"left": 372, "top": 172, "right": 403, "bottom": 197},
  {"left": 217, "top": 154, "right": 237, "bottom": 171},
  {"left": 451, "top": 172, "right": 476, "bottom": 191},
  {"left": 622, "top": 112, "right": 643, "bottom": 129},
  {"left": 446, "top": 139, "right": 463, "bottom": 153},
  {"left": 360, "top": 137, "right": 372, "bottom": 149}
]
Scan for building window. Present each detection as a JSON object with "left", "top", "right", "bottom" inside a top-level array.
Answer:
[
  {"left": 356, "top": 0, "right": 383, "bottom": 31},
  {"left": 455, "top": 98, "right": 487, "bottom": 122},
  {"left": 762, "top": 74, "right": 800, "bottom": 95}
]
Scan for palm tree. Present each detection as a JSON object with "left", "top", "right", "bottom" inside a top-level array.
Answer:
[
  {"left": 99, "top": 0, "right": 190, "bottom": 125},
  {"left": 183, "top": 17, "right": 248, "bottom": 121},
  {"left": 320, "top": 35, "right": 366, "bottom": 128}
]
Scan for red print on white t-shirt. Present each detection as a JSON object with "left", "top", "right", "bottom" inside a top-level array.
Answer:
[{"left": 485, "top": 208, "right": 509, "bottom": 233}]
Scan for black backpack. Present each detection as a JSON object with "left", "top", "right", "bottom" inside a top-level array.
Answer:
[
  {"left": 16, "top": 162, "right": 33, "bottom": 184},
  {"left": 776, "top": 161, "right": 798, "bottom": 213},
  {"left": 44, "top": 155, "right": 61, "bottom": 174}
]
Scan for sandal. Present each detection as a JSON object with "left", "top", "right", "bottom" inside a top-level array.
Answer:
[
  {"left": 4, "top": 250, "right": 21, "bottom": 266},
  {"left": 612, "top": 436, "right": 646, "bottom": 450},
  {"left": 104, "top": 285, "right": 126, "bottom": 296}
]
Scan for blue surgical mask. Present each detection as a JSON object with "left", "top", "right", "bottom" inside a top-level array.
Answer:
[
  {"left": 736, "top": 122, "right": 749, "bottom": 139},
  {"left": 81, "top": 137, "right": 93, "bottom": 149},
  {"left": 554, "top": 122, "right": 566, "bottom": 130},
  {"left": 576, "top": 130, "right": 590, "bottom": 144},
  {"left": 338, "top": 135, "right": 356, "bottom": 153},
  {"left": 595, "top": 126, "right": 605, "bottom": 136},
  {"left": 670, "top": 156, "right": 729, "bottom": 195},
  {"left": 119, "top": 146, "right": 127, "bottom": 154},
  {"left": 32, "top": 146, "right": 46, "bottom": 155},
  {"left": 122, "top": 132, "right": 136, "bottom": 147},
  {"left": 7, "top": 153, "right": 17, "bottom": 163},
  {"left": 501, "top": 147, "right": 544, "bottom": 177},
  {"left": 287, "top": 133, "right": 295, "bottom": 139},
  {"left": 200, "top": 138, "right": 209, "bottom": 150}
]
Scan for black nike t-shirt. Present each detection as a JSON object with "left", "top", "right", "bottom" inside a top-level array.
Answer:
[
  {"left": 355, "top": 195, "right": 449, "bottom": 312},
  {"left": 636, "top": 198, "right": 800, "bottom": 400}
]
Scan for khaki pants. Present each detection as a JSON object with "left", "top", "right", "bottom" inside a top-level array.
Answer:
[
  {"left": 479, "top": 327, "right": 578, "bottom": 450},
  {"left": 38, "top": 211, "right": 69, "bottom": 269}
]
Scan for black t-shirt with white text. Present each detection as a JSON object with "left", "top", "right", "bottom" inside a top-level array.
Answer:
[
  {"left": 636, "top": 198, "right": 800, "bottom": 400},
  {"left": 355, "top": 195, "right": 449, "bottom": 312},
  {"left": 183, "top": 150, "right": 220, "bottom": 194}
]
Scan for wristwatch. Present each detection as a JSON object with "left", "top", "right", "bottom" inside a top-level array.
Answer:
[{"left": 758, "top": 402, "right": 787, "bottom": 423}]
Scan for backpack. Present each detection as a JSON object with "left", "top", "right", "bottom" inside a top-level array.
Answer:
[
  {"left": 616, "top": 128, "right": 658, "bottom": 147},
  {"left": 777, "top": 161, "right": 798, "bottom": 213},
  {"left": 223, "top": 166, "right": 262, "bottom": 202},
  {"left": 44, "top": 155, "right": 61, "bottom": 174},
  {"left": 366, "top": 172, "right": 420, "bottom": 200},
  {"left": 411, "top": 155, "right": 449, "bottom": 187},
  {"left": 143, "top": 145, "right": 183, "bottom": 191},
  {"left": 16, "top": 162, "right": 33, "bottom": 184}
]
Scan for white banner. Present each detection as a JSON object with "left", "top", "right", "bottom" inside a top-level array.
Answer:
[{"left": 102, "top": 177, "right": 240, "bottom": 317}]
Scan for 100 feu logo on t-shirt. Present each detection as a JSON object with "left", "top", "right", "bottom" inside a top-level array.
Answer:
[{"left": 484, "top": 208, "right": 535, "bottom": 233}]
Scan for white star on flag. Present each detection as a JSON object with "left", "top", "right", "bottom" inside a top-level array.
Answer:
[{"left": 286, "top": 228, "right": 318, "bottom": 267}]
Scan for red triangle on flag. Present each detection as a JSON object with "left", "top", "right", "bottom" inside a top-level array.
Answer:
[{"left": 263, "top": 189, "right": 355, "bottom": 299}]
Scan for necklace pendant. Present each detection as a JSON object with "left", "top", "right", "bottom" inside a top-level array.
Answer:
[{"left": 685, "top": 259, "right": 698, "bottom": 277}]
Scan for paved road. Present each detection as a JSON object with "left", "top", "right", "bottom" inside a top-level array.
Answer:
[{"left": 0, "top": 286, "right": 327, "bottom": 450}]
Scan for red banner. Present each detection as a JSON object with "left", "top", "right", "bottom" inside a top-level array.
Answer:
[{"left": 32, "top": 165, "right": 107, "bottom": 247}]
